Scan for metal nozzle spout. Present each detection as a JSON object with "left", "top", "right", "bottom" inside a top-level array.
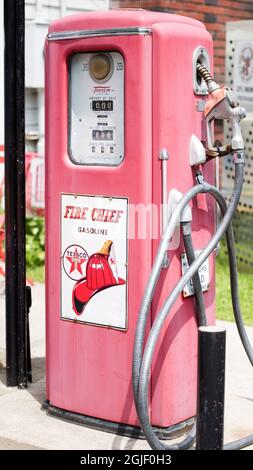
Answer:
[{"left": 197, "top": 63, "right": 220, "bottom": 93}]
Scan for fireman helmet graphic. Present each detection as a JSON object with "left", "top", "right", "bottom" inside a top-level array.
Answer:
[{"left": 72, "top": 240, "right": 125, "bottom": 315}]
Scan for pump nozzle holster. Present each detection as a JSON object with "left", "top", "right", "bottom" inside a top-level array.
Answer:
[{"left": 204, "top": 86, "right": 247, "bottom": 159}]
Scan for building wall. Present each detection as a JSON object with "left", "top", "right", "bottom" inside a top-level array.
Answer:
[
  {"left": 25, "top": 0, "right": 109, "bottom": 20},
  {"left": 1, "top": 1, "right": 253, "bottom": 149},
  {"left": 110, "top": 0, "right": 253, "bottom": 85},
  {"left": 25, "top": 0, "right": 109, "bottom": 153},
  {"left": 0, "top": 0, "right": 109, "bottom": 149}
]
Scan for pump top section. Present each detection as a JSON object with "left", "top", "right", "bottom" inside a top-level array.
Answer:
[{"left": 47, "top": 9, "right": 207, "bottom": 40}]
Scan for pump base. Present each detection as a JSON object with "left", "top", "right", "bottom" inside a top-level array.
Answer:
[{"left": 43, "top": 400, "right": 194, "bottom": 440}]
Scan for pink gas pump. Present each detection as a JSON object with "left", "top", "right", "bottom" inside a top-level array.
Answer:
[
  {"left": 45, "top": 9, "right": 252, "bottom": 449},
  {"left": 45, "top": 8, "right": 215, "bottom": 439}
]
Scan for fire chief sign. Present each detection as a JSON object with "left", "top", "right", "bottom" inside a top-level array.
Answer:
[{"left": 61, "top": 194, "right": 128, "bottom": 330}]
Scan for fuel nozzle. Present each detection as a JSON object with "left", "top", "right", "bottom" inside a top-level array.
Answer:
[
  {"left": 197, "top": 64, "right": 247, "bottom": 159},
  {"left": 197, "top": 63, "right": 220, "bottom": 94}
]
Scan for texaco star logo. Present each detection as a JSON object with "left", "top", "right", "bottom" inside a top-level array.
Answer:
[
  {"left": 62, "top": 244, "right": 89, "bottom": 281},
  {"left": 239, "top": 45, "right": 253, "bottom": 81}
]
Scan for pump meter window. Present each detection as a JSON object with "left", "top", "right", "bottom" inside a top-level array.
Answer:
[{"left": 69, "top": 52, "right": 124, "bottom": 166}]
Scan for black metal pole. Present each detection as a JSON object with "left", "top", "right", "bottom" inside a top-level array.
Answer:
[
  {"left": 4, "top": 0, "right": 19, "bottom": 387},
  {"left": 15, "top": 0, "right": 27, "bottom": 389},
  {"left": 4, "top": 0, "right": 27, "bottom": 388},
  {"left": 196, "top": 326, "right": 226, "bottom": 450},
  {"left": 26, "top": 286, "right": 32, "bottom": 383}
]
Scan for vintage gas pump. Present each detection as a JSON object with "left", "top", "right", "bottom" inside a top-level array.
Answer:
[
  {"left": 45, "top": 9, "right": 215, "bottom": 435},
  {"left": 45, "top": 9, "right": 252, "bottom": 449}
]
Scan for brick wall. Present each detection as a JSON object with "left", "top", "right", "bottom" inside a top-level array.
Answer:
[{"left": 110, "top": 0, "right": 253, "bottom": 85}]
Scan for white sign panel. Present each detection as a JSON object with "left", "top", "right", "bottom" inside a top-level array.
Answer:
[
  {"left": 61, "top": 194, "right": 128, "bottom": 330},
  {"left": 69, "top": 51, "right": 124, "bottom": 166},
  {"left": 30, "top": 156, "right": 45, "bottom": 209},
  {"left": 181, "top": 250, "right": 209, "bottom": 298},
  {"left": 233, "top": 40, "right": 253, "bottom": 107}
]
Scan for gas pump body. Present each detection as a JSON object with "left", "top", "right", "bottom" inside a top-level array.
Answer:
[{"left": 45, "top": 10, "right": 215, "bottom": 432}]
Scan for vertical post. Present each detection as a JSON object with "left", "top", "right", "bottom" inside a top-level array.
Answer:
[
  {"left": 4, "top": 0, "right": 27, "bottom": 388},
  {"left": 26, "top": 286, "right": 32, "bottom": 383},
  {"left": 196, "top": 326, "right": 226, "bottom": 450},
  {"left": 4, "top": 0, "right": 19, "bottom": 387},
  {"left": 16, "top": 0, "right": 27, "bottom": 389}
]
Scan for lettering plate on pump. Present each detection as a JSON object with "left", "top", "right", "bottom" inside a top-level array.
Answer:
[
  {"left": 181, "top": 250, "right": 210, "bottom": 298},
  {"left": 61, "top": 194, "right": 128, "bottom": 329}
]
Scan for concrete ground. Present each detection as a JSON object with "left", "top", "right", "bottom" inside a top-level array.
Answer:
[{"left": 0, "top": 283, "right": 253, "bottom": 450}]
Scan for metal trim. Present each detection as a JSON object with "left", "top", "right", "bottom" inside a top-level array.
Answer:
[
  {"left": 192, "top": 46, "right": 210, "bottom": 96},
  {"left": 43, "top": 400, "right": 195, "bottom": 441},
  {"left": 47, "top": 27, "right": 152, "bottom": 42},
  {"left": 159, "top": 149, "right": 170, "bottom": 269}
]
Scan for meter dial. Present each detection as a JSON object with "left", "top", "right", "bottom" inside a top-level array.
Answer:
[{"left": 89, "top": 53, "right": 114, "bottom": 83}]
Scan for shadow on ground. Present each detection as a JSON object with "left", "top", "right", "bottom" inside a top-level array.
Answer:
[{"left": 0, "top": 357, "right": 46, "bottom": 405}]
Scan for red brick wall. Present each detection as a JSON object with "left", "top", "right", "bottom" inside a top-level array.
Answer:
[{"left": 110, "top": 0, "right": 253, "bottom": 85}]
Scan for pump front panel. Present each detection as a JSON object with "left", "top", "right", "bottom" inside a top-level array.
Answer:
[
  {"left": 46, "top": 25, "right": 153, "bottom": 426},
  {"left": 69, "top": 52, "right": 124, "bottom": 165}
]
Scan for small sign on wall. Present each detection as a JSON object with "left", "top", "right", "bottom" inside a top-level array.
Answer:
[
  {"left": 233, "top": 40, "right": 253, "bottom": 107},
  {"left": 61, "top": 193, "right": 128, "bottom": 330}
]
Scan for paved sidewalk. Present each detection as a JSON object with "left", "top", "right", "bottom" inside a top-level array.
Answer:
[{"left": 0, "top": 283, "right": 252, "bottom": 450}]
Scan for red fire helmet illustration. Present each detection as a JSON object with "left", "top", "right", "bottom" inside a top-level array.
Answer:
[{"left": 72, "top": 240, "right": 125, "bottom": 315}]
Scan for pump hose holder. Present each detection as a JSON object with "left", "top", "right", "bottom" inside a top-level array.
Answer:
[{"left": 196, "top": 63, "right": 247, "bottom": 159}]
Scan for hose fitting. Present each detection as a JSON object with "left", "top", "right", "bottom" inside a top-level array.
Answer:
[
  {"left": 197, "top": 63, "right": 220, "bottom": 93},
  {"left": 195, "top": 170, "right": 204, "bottom": 185}
]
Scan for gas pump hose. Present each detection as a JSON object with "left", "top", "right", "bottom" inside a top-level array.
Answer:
[
  {"left": 133, "top": 161, "right": 253, "bottom": 450},
  {"left": 183, "top": 199, "right": 253, "bottom": 451},
  {"left": 182, "top": 175, "right": 253, "bottom": 451}
]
